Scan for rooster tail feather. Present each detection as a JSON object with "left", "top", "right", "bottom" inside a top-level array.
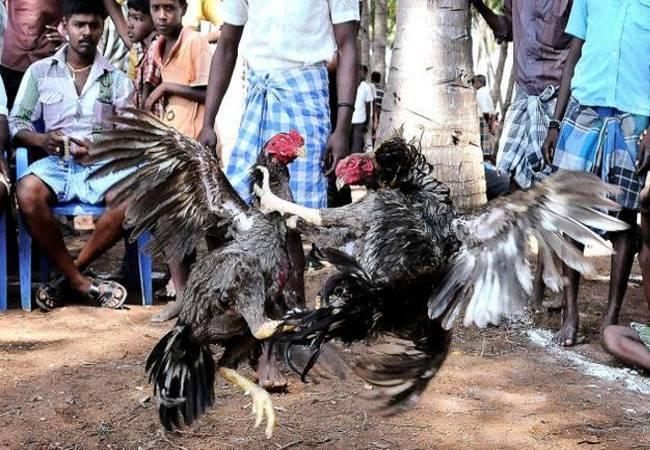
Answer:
[{"left": 145, "top": 324, "right": 215, "bottom": 431}]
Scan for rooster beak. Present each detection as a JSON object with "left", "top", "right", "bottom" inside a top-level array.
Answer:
[
  {"left": 335, "top": 177, "right": 346, "bottom": 191},
  {"left": 296, "top": 145, "right": 306, "bottom": 158}
]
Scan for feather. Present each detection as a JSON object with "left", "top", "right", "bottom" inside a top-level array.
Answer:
[{"left": 429, "top": 171, "right": 629, "bottom": 328}]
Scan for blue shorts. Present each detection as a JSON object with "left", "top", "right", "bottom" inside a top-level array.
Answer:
[{"left": 22, "top": 156, "right": 133, "bottom": 205}]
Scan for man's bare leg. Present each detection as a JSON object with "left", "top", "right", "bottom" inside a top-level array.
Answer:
[
  {"left": 638, "top": 211, "right": 650, "bottom": 312},
  {"left": 602, "top": 325, "right": 650, "bottom": 371},
  {"left": 17, "top": 176, "right": 89, "bottom": 293},
  {"left": 553, "top": 240, "right": 584, "bottom": 346},
  {"left": 256, "top": 341, "right": 287, "bottom": 391},
  {"left": 74, "top": 202, "right": 128, "bottom": 272},
  {"left": 602, "top": 209, "right": 638, "bottom": 331}
]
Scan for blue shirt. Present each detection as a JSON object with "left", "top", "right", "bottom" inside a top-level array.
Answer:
[{"left": 566, "top": 0, "right": 650, "bottom": 116}]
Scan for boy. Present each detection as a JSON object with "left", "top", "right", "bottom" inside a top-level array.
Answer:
[
  {"left": 351, "top": 64, "right": 374, "bottom": 153},
  {"left": 543, "top": 0, "right": 650, "bottom": 346},
  {"left": 145, "top": 0, "right": 210, "bottom": 137},
  {"left": 103, "top": 0, "right": 160, "bottom": 111},
  {"left": 603, "top": 324, "right": 650, "bottom": 372},
  {"left": 144, "top": 0, "right": 211, "bottom": 321},
  {"left": 11, "top": 0, "right": 134, "bottom": 309}
]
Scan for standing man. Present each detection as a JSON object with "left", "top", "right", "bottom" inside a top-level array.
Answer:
[
  {"left": 473, "top": 74, "right": 496, "bottom": 162},
  {"left": 1, "top": 0, "right": 64, "bottom": 109},
  {"left": 198, "top": 0, "right": 359, "bottom": 390},
  {"left": 351, "top": 64, "right": 373, "bottom": 153},
  {"left": 470, "top": 0, "right": 573, "bottom": 308},
  {"left": 542, "top": 0, "right": 650, "bottom": 346}
]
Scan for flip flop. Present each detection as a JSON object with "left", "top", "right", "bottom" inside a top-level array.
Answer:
[
  {"left": 34, "top": 276, "right": 70, "bottom": 311},
  {"left": 84, "top": 278, "right": 127, "bottom": 309}
]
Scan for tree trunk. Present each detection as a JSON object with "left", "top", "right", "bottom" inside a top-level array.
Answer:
[
  {"left": 491, "top": 42, "right": 508, "bottom": 111},
  {"left": 360, "top": 0, "right": 371, "bottom": 67},
  {"left": 372, "top": 0, "right": 388, "bottom": 81},
  {"left": 378, "top": 0, "right": 486, "bottom": 210}
]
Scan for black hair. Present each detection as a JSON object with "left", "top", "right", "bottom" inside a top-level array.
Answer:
[
  {"left": 370, "top": 71, "right": 381, "bottom": 83},
  {"left": 361, "top": 64, "right": 369, "bottom": 74},
  {"left": 62, "top": 0, "right": 107, "bottom": 19},
  {"left": 473, "top": 74, "right": 487, "bottom": 85},
  {"left": 127, "top": 0, "right": 150, "bottom": 14}
]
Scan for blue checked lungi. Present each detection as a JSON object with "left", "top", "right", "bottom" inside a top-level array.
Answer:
[
  {"left": 496, "top": 84, "right": 557, "bottom": 189},
  {"left": 24, "top": 157, "right": 132, "bottom": 205},
  {"left": 553, "top": 97, "right": 650, "bottom": 210},
  {"left": 225, "top": 64, "right": 331, "bottom": 208}
]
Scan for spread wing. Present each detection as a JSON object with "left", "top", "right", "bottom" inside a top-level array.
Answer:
[
  {"left": 87, "top": 109, "right": 248, "bottom": 259},
  {"left": 428, "top": 171, "right": 629, "bottom": 329}
]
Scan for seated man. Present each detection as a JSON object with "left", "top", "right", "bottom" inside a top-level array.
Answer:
[{"left": 10, "top": 0, "right": 134, "bottom": 310}]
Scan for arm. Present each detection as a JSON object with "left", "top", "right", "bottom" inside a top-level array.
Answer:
[
  {"left": 470, "top": 0, "right": 512, "bottom": 42},
  {"left": 198, "top": 23, "right": 243, "bottom": 149},
  {"left": 541, "top": 37, "right": 584, "bottom": 164},
  {"left": 146, "top": 83, "right": 207, "bottom": 108},
  {"left": 102, "top": 0, "right": 132, "bottom": 49},
  {"left": 324, "top": 21, "right": 359, "bottom": 175}
]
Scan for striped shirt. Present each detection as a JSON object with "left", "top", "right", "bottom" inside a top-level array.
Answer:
[{"left": 9, "top": 45, "right": 133, "bottom": 141}]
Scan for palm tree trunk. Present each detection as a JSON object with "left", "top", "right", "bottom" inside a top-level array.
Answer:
[
  {"left": 360, "top": 0, "right": 371, "bottom": 67},
  {"left": 378, "top": 0, "right": 486, "bottom": 210},
  {"left": 372, "top": 0, "right": 388, "bottom": 80}
]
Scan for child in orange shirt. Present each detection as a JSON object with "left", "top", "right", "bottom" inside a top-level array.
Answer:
[{"left": 145, "top": 0, "right": 211, "bottom": 139}]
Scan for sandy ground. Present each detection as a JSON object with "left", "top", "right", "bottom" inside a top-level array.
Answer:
[{"left": 1, "top": 240, "right": 650, "bottom": 449}]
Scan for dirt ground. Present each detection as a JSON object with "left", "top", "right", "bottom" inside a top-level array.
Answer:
[{"left": 1, "top": 238, "right": 650, "bottom": 450}]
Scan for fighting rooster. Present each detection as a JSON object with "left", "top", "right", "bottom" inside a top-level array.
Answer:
[
  {"left": 257, "top": 137, "right": 628, "bottom": 413},
  {"left": 88, "top": 111, "right": 306, "bottom": 437}
]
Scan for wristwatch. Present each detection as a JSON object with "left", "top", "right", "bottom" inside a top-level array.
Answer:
[{"left": 548, "top": 119, "right": 562, "bottom": 130}]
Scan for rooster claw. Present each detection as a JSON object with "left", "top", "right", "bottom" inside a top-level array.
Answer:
[{"left": 247, "top": 385, "right": 276, "bottom": 439}]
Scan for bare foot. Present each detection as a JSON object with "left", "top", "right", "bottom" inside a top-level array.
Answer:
[
  {"left": 553, "top": 320, "right": 583, "bottom": 346},
  {"left": 542, "top": 291, "right": 563, "bottom": 310},
  {"left": 257, "top": 342, "right": 287, "bottom": 392},
  {"left": 151, "top": 301, "right": 181, "bottom": 322}
]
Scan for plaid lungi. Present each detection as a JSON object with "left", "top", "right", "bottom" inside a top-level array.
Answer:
[
  {"left": 496, "top": 84, "right": 557, "bottom": 189},
  {"left": 553, "top": 97, "right": 650, "bottom": 210},
  {"left": 225, "top": 64, "right": 331, "bottom": 208}
]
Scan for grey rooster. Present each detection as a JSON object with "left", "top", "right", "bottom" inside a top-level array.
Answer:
[
  {"left": 87, "top": 111, "right": 306, "bottom": 437},
  {"left": 256, "top": 137, "right": 628, "bottom": 414}
]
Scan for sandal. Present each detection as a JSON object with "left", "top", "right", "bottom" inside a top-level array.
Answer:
[
  {"left": 85, "top": 278, "right": 128, "bottom": 309},
  {"left": 35, "top": 276, "right": 70, "bottom": 311}
]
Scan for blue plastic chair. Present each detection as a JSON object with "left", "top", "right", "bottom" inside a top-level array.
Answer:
[
  {"left": 0, "top": 151, "right": 6, "bottom": 309},
  {"left": 16, "top": 147, "right": 153, "bottom": 310}
]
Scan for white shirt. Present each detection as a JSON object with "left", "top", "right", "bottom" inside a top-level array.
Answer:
[
  {"left": 352, "top": 80, "right": 374, "bottom": 124},
  {"left": 222, "top": 0, "right": 360, "bottom": 72},
  {"left": 476, "top": 86, "right": 494, "bottom": 115}
]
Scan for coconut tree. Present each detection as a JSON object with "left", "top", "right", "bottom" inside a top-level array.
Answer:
[
  {"left": 360, "top": 0, "right": 371, "bottom": 67},
  {"left": 372, "top": 0, "right": 388, "bottom": 80},
  {"left": 377, "top": 0, "right": 486, "bottom": 210}
]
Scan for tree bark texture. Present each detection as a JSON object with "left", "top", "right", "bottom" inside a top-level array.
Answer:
[
  {"left": 372, "top": 0, "right": 388, "bottom": 81},
  {"left": 378, "top": 0, "right": 486, "bottom": 210},
  {"left": 360, "top": 0, "right": 371, "bottom": 67}
]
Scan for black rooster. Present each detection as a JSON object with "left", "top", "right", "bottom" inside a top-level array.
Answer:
[
  {"left": 88, "top": 112, "right": 306, "bottom": 438},
  {"left": 256, "top": 138, "right": 628, "bottom": 413}
]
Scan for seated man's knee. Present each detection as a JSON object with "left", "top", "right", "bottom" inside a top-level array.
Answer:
[
  {"left": 16, "top": 176, "right": 50, "bottom": 214},
  {"left": 602, "top": 325, "right": 625, "bottom": 354}
]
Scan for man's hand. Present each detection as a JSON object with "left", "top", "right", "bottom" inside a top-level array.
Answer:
[
  {"left": 43, "top": 25, "right": 65, "bottom": 48},
  {"left": 198, "top": 126, "right": 218, "bottom": 151},
  {"left": 40, "top": 130, "right": 67, "bottom": 156},
  {"left": 542, "top": 128, "right": 560, "bottom": 165},
  {"left": 636, "top": 128, "right": 650, "bottom": 176},
  {"left": 324, "top": 129, "right": 350, "bottom": 176},
  {"left": 145, "top": 83, "right": 168, "bottom": 112},
  {"left": 69, "top": 137, "right": 91, "bottom": 162}
]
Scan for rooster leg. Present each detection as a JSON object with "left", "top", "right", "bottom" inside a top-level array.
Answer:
[
  {"left": 254, "top": 166, "right": 323, "bottom": 225},
  {"left": 218, "top": 367, "right": 276, "bottom": 439}
]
